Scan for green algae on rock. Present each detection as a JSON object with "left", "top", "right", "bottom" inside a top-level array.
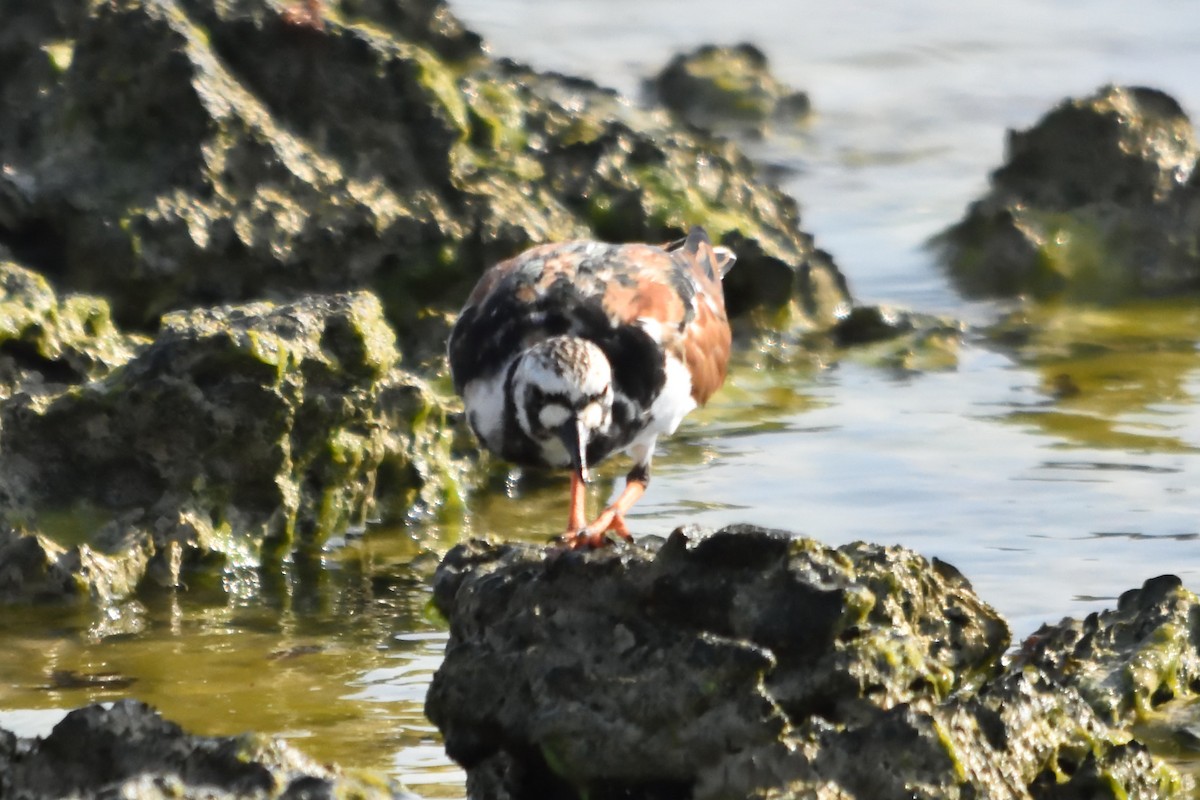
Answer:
[
  {"left": 934, "top": 85, "right": 1200, "bottom": 300},
  {"left": 648, "top": 43, "right": 812, "bottom": 135},
  {"left": 426, "top": 527, "right": 1191, "bottom": 799},
  {"left": 0, "top": 291, "right": 458, "bottom": 602},
  {"left": 0, "top": 699, "right": 407, "bottom": 799},
  {"left": 824, "top": 305, "right": 964, "bottom": 372},
  {"left": 0, "top": 257, "right": 143, "bottom": 399},
  {"left": 0, "top": 523, "right": 150, "bottom": 606},
  {"left": 721, "top": 671, "right": 1182, "bottom": 800},
  {"left": 427, "top": 526, "right": 1017, "bottom": 798},
  {"left": 0, "top": 0, "right": 848, "bottom": 340},
  {"left": 1015, "top": 575, "right": 1200, "bottom": 727}
]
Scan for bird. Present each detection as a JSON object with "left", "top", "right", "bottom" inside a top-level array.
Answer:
[{"left": 447, "top": 226, "right": 736, "bottom": 549}]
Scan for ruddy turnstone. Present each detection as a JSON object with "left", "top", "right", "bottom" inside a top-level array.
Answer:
[{"left": 448, "top": 226, "right": 736, "bottom": 548}]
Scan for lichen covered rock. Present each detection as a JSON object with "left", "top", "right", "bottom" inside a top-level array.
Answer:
[
  {"left": 729, "top": 669, "right": 1183, "bottom": 800},
  {"left": 0, "top": 257, "right": 143, "bottom": 399},
  {"left": 1014, "top": 574, "right": 1200, "bottom": 727},
  {"left": 648, "top": 43, "right": 811, "bottom": 134},
  {"left": 427, "top": 527, "right": 1193, "bottom": 799},
  {"left": 0, "top": 699, "right": 405, "bottom": 799},
  {"left": 935, "top": 85, "right": 1200, "bottom": 299},
  {"left": 0, "top": 0, "right": 848, "bottom": 339},
  {"left": 0, "top": 290, "right": 457, "bottom": 601},
  {"left": 426, "top": 526, "right": 1017, "bottom": 798}
]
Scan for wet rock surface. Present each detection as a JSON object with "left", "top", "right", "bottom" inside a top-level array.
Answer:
[
  {"left": 0, "top": 0, "right": 848, "bottom": 339},
  {"left": 936, "top": 85, "right": 1200, "bottom": 299},
  {"left": 1015, "top": 573, "right": 1200, "bottom": 727},
  {"left": 0, "top": 699, "right": 406, "bottom": 799},
  {"left": 0, "top": 257, "right": 143, "bottom": 400},
  {"left": 648, "top": 43, "right": 811, "bottom": 135},
  {"left": 426, "top": 526, "right": 1191, "bottom": 800},
  {"left": 0, "top": 290, "right": 455, "bottom": 602}
]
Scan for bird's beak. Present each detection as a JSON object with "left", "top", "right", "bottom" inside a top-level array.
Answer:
[{"left": 558, "top": 420, "right": 590, "bottom": 484}]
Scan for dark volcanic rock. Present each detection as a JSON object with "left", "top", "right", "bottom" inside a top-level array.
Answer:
[
  {"left": 0, "top": 0, "right": 848, "bottom": 339},
  {"left": 427, "top": 527, "right": 1191, "bottom": 799},
  {"left": 0, "top": 256, "right": 143, "bottom": 399},
  {"left": 0, "top": 699, "right": 405, "bottom": 799},
  {"left": 426, "top": 526, "right": 1015, "bottom": 798},
  {"left": 0, "top": 290, "right": 454, "bottom": 602},
  {"left": 935, "top": 85, "right": 1200, "bottom": 299},
  {"left": 1014, "top": 574, "right": 1200, "bottom": 727},
  {"left": 649, "top": 43, "right": 812, "bottom": 134},
  {"left": 749, "top": 670, "right": 1180, "bottom": 800},
  {"left": 824, "top": 305, "right": 963, "bottom": 372}
]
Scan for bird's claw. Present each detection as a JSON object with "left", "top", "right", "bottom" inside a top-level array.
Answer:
[
  {"left": 558, "top": 512, "right": 633, "bottom": 550},
  {"left": 561, "top": 529, "right": 619, "bottom": 550}
]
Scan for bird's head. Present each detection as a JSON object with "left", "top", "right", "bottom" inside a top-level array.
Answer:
[{"left": 511, "top": 336, "right": 613, "bottom": 481}]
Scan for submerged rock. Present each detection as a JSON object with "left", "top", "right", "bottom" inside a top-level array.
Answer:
[
  {"left": 648, "top": 43, "right": 812, "bottom": 135},
  {"left": 0, "top": 290, "right": 457, "bottom": 603},
  {"left": 0, "top": 699, "right": 406, "bottom": 799},
  {"left": 825, "top": 305, "right": 963, "bottom": 372},
  {"left": 935, "top": 85, "right": 1200, "bottom": 299},
  {"left": 0, "top": 0, "right": 848, "bottom": 339},
  {"left": 426, "top": 526, "right": 1190, "bottom": 799}
]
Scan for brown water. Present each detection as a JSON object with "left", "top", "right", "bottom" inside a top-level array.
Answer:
[{"left": 4, "top": 0, "right": 1200, "bottom": 795}]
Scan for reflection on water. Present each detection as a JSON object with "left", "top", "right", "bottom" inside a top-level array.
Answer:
[
  {"left": 988, "top": 302, "right": 1200, "bottom": 454},
  {"left": 0, "top": 529, "right": 468, "bottom": 796}
]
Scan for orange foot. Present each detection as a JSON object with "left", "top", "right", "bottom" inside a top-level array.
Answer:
[{"left": 560, "top": 507, "right": 633, "bottom": 550}]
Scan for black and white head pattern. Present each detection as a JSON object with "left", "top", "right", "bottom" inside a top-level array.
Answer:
[{"left": 510, "top": 336, "right": 614, "bottom": 468}]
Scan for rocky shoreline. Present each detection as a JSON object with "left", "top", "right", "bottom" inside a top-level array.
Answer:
[
  {"left": 4, "top": 529, "right": 1196, "bottom": 798},
  {"left": 424, "top": 527, "right": 1194, "bottom": 800},
  {"left": 2, "top": 0, "right": 1200, "bottom": 798},
  {"left": 0, "top": 0, "right": 859, "bottom": 607}
]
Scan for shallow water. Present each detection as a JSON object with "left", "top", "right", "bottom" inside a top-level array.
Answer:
[{"left": 4, "top": 1, "right": 1200, "bottom": 796}]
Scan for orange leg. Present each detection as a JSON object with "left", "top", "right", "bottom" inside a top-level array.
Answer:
[
  {"left": 565, "top": 469, "right": 588, "bottom": 534},
  {"left": 566, "top": 467, "right": 648, "bottom": 549}
]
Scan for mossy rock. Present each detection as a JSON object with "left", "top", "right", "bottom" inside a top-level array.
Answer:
[
  {"left": 1016, "top": 574, "right": 1200, "bottom": 726},
  {"left": 427, "top": 526, "right": 1188, "bottom": 799},
  {"left": 935, "top": 85, "right": 1200, "bottom": 300},
  {"left": 0, "top": 0, "right": 848, "bottom": 342},
  {"left": 0, "top": 290, "right": 459, "bottom": 603},
  {"left": 0, "top": 699, "right": 403, "bottom": 799},
  {"left": 427, "top": 526, "right": 1012, "bottom": 796},
  {"left": 0, "top": 258, "right": 143, "bottom": 398},
  {"left": 648, "top": 43, "right": 811, "bottom": 134}
]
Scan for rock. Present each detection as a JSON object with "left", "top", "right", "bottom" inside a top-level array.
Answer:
[
  {"left": 0, "top": 699, "right": 408, "bottom": 799},
  {"left": 825, "top": 305, "right": 963, "bottom": 371},
  {"left": 426, "top": 526, "right": 1016, "bottom": 798},
  {"left": 935, "top": 85, "right": 1200, "bottom": 299},
  {"left": 729, "top": 669, "right": 1182, "bottom": 800},
  {"left": 0, "top": 0, "right": 848, "bottom": 339},
  {"left": 0, "top": 290, "right": 457, "bottom": 602},
  {"left": 648, "top": 43, "right": 812, "bottom": 135},
  {"left": 0, "top": 257, "right": 143, "bottom": 400},
  {"left": 427, "top": 527, "right": 1192, "bottom": 799},
  {"left": 1013, "top": 574, "right": 1200, "bottom": 727},
  {"left": 0, "top": 523, "right": 149, "bottom": 606}
]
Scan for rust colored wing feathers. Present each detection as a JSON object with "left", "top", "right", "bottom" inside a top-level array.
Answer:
[{"left": 673, "top": 227, "right": 735, "bottom": 404}]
